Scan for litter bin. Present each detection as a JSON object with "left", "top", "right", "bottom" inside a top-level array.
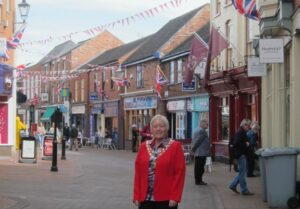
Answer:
[
  {"left": 19, "top": 136, "right": 37, "bottom": 163},
  {"left": 260, "top": 147, "right": 299, "bottom": 208},
  {"left": 256, "top": 148, "right": 267, "bottom": 202}
]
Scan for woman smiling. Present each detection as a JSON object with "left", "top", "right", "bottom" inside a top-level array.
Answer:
[{"left": 133, "top": 114, "right": 186, "bottom": 209}]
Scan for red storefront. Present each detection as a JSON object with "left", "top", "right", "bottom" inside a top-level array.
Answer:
[{"left": 206, "top": 66, "right": 261, "bottom": 162}]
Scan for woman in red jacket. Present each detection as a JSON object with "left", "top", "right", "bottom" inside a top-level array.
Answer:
[{"left": 133, "top": 114, "right": 186, "bottom": 209}]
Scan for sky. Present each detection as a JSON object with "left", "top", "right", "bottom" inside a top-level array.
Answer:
[{"left": 15, "top": 0, "right": 210, "bottom": 66}]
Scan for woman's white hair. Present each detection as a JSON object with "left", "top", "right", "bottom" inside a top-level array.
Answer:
[
  {"left": 150, "top": 114, "right": 169, "bottom": 131},
  {"left": 240, "top": 119, "right": 251, "bottom": 127},
  {"left": 251, "top": 122, "right": 260, "bottom": 133}
]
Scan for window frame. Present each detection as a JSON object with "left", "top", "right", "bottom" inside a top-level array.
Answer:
[{"left": 136, "top": 65, "right": 144, "bottom": 88}]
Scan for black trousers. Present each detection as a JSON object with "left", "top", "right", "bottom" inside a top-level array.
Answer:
[
  {"left": 139, "top": 201, "right": 178, "bottom": 209},
  {"left": 246, "top": 152, "right": 255, "bottom": 176},
  {"left": 194, "top": 156, "right": 206, "bottom": 184}
]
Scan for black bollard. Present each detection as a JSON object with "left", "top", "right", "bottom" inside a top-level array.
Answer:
[
  {"left": 51, "top": 108, "right": 59, "bottom": 172},
  {"left": 61, "top": 137, "right": 66, "bottom": 160}
]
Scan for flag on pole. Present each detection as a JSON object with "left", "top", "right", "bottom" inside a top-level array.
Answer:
[
  {"left": 203, "top": 26, "right": 229, "bottom": 88},
  {"left": 232, "top": 0, "right": 260, "bottom": 20},
  {"left": 7, "top": 24, "right": 26, "bottom": 49},
  {"left": 183, "top": 34, "right": 208, "bottom": 85},
  {"left": 155, "top": 65, "right": 168, "bottom": 98}
]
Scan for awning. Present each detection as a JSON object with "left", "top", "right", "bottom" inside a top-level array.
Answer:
[{"left": 41, "top": 106, "right": 56, "bottom": 121}]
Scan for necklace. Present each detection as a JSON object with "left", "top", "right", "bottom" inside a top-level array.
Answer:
[{"left": 146, "top": 138, "right": 174, "bottom": 160}]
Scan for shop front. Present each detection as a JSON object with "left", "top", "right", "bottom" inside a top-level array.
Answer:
[
  {"left": 191, "top": 94, "right": 209, "bottom": 133},
  {"left": 90, "top": 100, "right": 122, "bottom": 148},
  {"left": 166, "top": 99, "right": 192, "bottom": 141},
  {"left": 71, "top": 104, "right": 86, "bottom": 136},
  {"left": 207, "top": 67, "right": 260, "bottom": 162},
  {"left": 124, "top": 95, "right": 157, "bottom": 150},
  {"left": 0, "top": 63, "right": 14, "bottom": 156}
]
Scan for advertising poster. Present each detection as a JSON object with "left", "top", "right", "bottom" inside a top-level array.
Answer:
[
  {"left": 0, "top": 104, "right": 8, "bottom": 144},
  {"left": 22, "top": 140, "right": 35, "bottom": 158},
  {"left": 43, "top": 137, "right": 53, "bottom": 156}
]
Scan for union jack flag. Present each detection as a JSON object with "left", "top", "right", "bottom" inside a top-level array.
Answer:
[
  {"left": 7, "top": 24, "right": 26, "bottom": 49},
  {"left": 155, "top": 65, "right": 167, "bottom": 98},
  {"left": 232, "top": 0, "right": 260, "bottom": 20}
]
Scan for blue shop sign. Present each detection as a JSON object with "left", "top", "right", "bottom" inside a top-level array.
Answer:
[
  {"left": 124, "top": 95, "right": 157, "bottom": 110},
  {"left": 192, "top": 95, "right": 209, "bottom": 112}
]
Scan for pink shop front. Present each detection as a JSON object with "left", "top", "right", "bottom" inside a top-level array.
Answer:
[{"left": 0, "top": 63, "right": 14, "bottom": 155}]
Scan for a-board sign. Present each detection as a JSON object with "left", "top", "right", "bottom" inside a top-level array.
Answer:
[
  {"left": 43, "top": 136, "right": 53, "bottom": 156},
  {"left": 21, "top": 137, "right": 36, "bottom": 159}
]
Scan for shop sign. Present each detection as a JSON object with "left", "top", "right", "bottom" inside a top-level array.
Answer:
[
  {"left": 259, "top": 39, "right": 284, "bottom": 63},
  {"left": 41, "top": 93, "right": 49, "bottom": 101},
  {"left": 192, "top": 96, "right": 209, "bottom": 112},
  {"left": 124, "top": 95, "right": 157, "bottom": 110},
  {"left": 104, "top": 102, "right": 118, "bottom": 117},
  {"left": 167, "top": 100, "right": 186, "bottom": 111},
  {"left": 247, "top": 57, "right": 267, "bottom": 77},
  {"left": 89, "top": 92, "right": 99, "bottom": 101},
  {"left": 0, "top": 104, "right": 8, "bottom": 144},
  {"left": 182, "top": 79, "right": 196, "bottom": 91},
  {"left": 72, "top": 105, "right": 85, "bottom": 114}
]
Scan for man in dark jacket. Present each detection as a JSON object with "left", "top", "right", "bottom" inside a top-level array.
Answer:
[
  {"left": 229, "top": 119, "right": 254, "bottom": 196},
  {"left": 191, "top": 119, "right": 210, "bottom": 185},
  {"left": 63, "top": 123, "right": 70, "bottom": 141},
  {"left": 70, "top": 124, "right": 78, "bottom": 151}
]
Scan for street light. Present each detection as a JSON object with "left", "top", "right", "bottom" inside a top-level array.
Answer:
[{"left": 18, "top": 0, "right": 30, "bottom": 23}]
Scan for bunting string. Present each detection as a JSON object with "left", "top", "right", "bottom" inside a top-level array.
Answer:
[{"left": 18, "top": 0, "right": 192, "bottom": 48}]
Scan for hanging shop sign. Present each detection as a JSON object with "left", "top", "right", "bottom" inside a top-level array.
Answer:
[
  {"left": 41, "top": 93, "right": 49, "bottom": 101},
  {"left": 248, "top": 57, "right": 267, "bottom": 77},
  {"left": 259, "top": 39, "right": 284, "bottom": 63}
]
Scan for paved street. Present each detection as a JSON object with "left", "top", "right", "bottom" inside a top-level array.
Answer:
[{"left": 0, "top": 147, "right": 269, "bottom": 209}]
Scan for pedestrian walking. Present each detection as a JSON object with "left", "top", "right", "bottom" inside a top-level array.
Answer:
[
  {"left": 37, "top": 122, "right": 46, "bottom": 149},
  {"left": 112, "top": 127, "right": 118, "bottom": 149},
  {"left": 229, "top": 119, "right": 254, "bottom": 196},
  {"left": 95, "top": 127, "right": 101, "bottom": 149},
  {"left": 133, "top": 114, "right": 186, "bottom": 209},
  {"left": 70, "top": 124, "right": 79, "bottom": 151},
  {"left": 246, "top": 122, "right": 260, "bottom": 177},
  {"left": 63, "top": 123, "right": 70, "bottom": 144},
  {"left": 191, "top": 119, "right": 211, "bottom": 185}
]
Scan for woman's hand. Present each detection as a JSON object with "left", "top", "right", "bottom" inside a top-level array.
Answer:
[
  {"left": 133, "top": 200, "right": 140, "bottom": 207},
  {"left": 169, "top": 200, "right": 178, "bottom": 207}
]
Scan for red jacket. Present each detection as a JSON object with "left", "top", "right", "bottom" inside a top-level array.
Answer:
[{"left": 133, "top": 140, "right": 186, "bottom": 202}]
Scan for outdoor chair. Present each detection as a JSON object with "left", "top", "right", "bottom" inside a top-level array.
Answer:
[{"left": 102, "top": 138, "right": 116, "bottom": 150}]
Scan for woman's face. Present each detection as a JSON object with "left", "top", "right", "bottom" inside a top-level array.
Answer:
[{"left": 151, "top": 119, "right": 167, "bottom": 140}]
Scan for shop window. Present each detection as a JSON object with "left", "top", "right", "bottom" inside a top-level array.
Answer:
[
  {"left": 176, "top": 113, "right": 186, "bottom": 139},
  {"left": 170, "top": 61, "right": 175, "bottom": 84},
  {"left": 177, "top": 59, "right": 183, "bottom": 83},
  {"left": 136, "top": 65, "right": 143, "bottom": 88},
  {"left": 221, "top": 97, "right": 229, "bottom": 140}
]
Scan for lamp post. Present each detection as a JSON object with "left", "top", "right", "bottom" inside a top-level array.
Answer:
[{"left": 17, "top": 0, "right": 30, "bottom": 23}]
